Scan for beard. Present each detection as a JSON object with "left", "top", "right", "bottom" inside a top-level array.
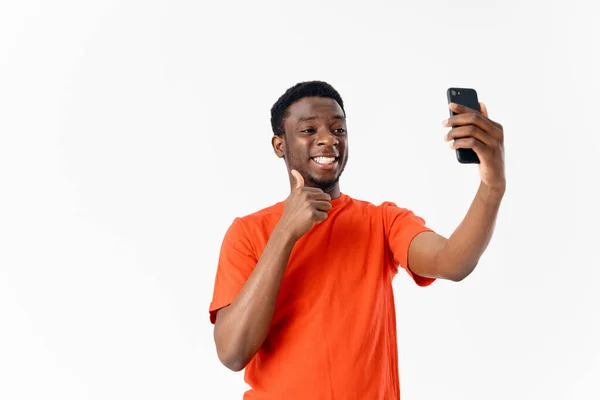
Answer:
[
  {"left": 307, "top": 156, "right": 347, "bottom": 191},
  {"left": 311, "top": 174, "right": 341, "bottom": 190},
  {"left": 284, "top": 148, "right": 348, "bottom": 191},
  {"left": 312, "top": 178, "right": 338, "bottom": 191}
]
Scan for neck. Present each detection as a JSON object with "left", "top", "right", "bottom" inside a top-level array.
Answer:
[{"left": 324, "top": 185, "right": 341, "bottom": 199}]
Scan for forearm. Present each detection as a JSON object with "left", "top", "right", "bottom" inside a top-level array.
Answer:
[
  {"left": 437, "top": 182, "right": 505, "bottom": 281},
  {"left": 214, "top": 224, "right": 296, "bottom": 371}
]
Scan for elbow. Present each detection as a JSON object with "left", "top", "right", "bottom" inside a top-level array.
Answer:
[
  {"left": 216, "top": 344, "right": 249, "bottom": 372},
  {"left": 446, "top": 262, "right": 478, "bottom": 282},
  {"left": 214, "top": 318, "right": 249, "bottom": 371},
  {"left": 449, "top": 273, "right": 467, "bottom": 282},
  {"left": 222, "top": 357, "right": 246, "bottom": 372},
  {"left": 436, "top": 255, "right": 478, "bottom": 282}
]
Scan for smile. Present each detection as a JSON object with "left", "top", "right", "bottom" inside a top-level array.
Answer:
[
  {"left": 312, "top": 156, "right": 337, "bottom": 165},
  {"left": 310, "top": 156, "right": 339, "bottom": 170}
]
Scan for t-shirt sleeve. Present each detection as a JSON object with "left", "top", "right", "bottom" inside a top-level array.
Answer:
[
  {"left": 382, "top": 201, "right": 436, "bottom": 287},
  {"left": 209, "top": 217, "right": 258, "bottom": 324}
]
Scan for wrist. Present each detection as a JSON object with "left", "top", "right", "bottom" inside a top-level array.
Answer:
[
  {"left": 479, "top": 181, "right": 506, "bottom": 202},
  {"left": 273, "top": 221, "right": 299, "bottom": 245}
]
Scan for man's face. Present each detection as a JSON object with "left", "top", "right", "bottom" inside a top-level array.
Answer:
[{"left": 274, "top": 97, "right": 349, "bottom": 191}]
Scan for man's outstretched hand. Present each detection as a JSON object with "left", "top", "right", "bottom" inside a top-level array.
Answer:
[
  {"left": 407, "top": 102, "right": 506, "bottom": 282},
  {"left": 277, "top": 170, "right": 332, "bottom": 241},
  {"left": 444, "top": 102, "right": 506, "bottom": 193}
]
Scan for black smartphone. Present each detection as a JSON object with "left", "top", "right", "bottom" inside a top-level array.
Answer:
[{"left": 447, "top": 87, "right": 480, "bottom": 164}]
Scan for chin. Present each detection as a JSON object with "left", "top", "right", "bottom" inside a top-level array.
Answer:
[
  {"left": 308, "top": 165, "right": 346, "bottom": 190},
  {"left": 310, "top": 175, "right": 340, "bottom": 190}
]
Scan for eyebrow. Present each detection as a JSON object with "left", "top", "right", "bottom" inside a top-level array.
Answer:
[{"left": 298, "top": 114, "right": 346, "bottom": 122}]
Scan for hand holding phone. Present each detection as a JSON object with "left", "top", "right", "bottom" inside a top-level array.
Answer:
[{"left": 444, "top": 88, "right": 506, "bottom": 191}]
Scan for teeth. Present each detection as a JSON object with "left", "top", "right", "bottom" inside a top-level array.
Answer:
[{"left": 313, "top": 157, "right": 336, "bottom": 165}]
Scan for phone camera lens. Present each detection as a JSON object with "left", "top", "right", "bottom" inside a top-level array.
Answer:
[{"left": 451, "top": 90, "right": 457, "bottom": 96}]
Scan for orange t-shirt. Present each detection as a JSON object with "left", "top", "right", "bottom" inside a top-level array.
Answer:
[{"left": 209, "top": 193, "right": 435, "bottom": 399}]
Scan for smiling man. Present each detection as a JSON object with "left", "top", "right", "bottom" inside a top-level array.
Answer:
[{"left": 209, "top": 81, "right": 505, "bottom": 399}]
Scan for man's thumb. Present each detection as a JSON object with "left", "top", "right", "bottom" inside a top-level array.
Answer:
[{"left": 291, "top": 170, "right": 304, "bottom": 189}]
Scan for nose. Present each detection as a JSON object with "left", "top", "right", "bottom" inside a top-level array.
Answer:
[{"left": 316, "top": 128, "right": 338, "bottom": 147}]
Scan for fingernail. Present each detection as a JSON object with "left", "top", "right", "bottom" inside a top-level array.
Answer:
[{"left": 442, "top": 119, "right": 448, "bottom": 126}]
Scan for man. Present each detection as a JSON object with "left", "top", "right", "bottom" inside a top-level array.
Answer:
[{"left": 209, "top": 81, "right": 505, "bottom": 399}]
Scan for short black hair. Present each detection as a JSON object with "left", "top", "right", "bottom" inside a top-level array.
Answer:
[{"left": 270, "top": 81, "right": 345, "bottom": 137}]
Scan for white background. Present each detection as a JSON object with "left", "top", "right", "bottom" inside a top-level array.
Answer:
[{"left": 1, "top": 0, "right": 598, "bottom": 399}]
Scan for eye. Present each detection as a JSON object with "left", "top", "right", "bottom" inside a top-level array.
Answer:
[
  {"left": 334, "top": 128, "right": 346, "bottom": 134},
  {"left": 300, "top": 128, "right": 316, "bottom": 134}
]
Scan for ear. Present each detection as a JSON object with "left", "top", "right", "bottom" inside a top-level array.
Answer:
[{"left": 272, "top": 135, "right": 285, "bottom": 158}]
